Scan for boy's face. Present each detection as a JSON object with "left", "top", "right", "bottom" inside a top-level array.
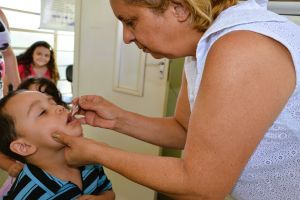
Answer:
[{"left": 4, "top": 91, "right": 82, "bottom": 149}]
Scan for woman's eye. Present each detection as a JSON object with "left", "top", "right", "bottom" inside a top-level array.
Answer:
[
  {"left": 124, "top": 20, "right": 135, "bottom": 28},
  {"left": 126, "top": 21, "right": 133, "bottom": 26}
]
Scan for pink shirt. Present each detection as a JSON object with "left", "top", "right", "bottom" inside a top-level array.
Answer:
[{"left": 18, "top": 64, "right": 51, "bottom": 81}]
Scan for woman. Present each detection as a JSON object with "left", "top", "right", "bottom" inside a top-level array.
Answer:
[
  {"left": 17, "top": 41, "right": 60, "bottom": 84},
  {"left": 53, "top": 0, "right": 300, "bottom": 199}
]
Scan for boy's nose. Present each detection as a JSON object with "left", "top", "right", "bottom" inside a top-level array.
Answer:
[{"left": 56, "top": 106, "right": 66, "bottom": 114}]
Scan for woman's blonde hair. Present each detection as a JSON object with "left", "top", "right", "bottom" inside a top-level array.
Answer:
[{"left": 124, "top": 0, "right": 239, "bottom": 31}]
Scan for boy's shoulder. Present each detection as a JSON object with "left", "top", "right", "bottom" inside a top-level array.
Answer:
[
  {"left": 83, "top": 163, "right": 103, "bottom": 171},
  {"left": 5, "top": 163, "right": 111, "bottom": 199},
  {"left": 19, "top": 164, "right": 64, "bottom": 192},
  {"left": 5, "top": 164, "right": 68, "bottom": 199}
]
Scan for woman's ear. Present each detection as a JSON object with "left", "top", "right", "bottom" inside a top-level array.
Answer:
[
  {"left": 10, "top": 139, "right": 37, "bottom": 156},
  {"left": 170, "top": 1, "right": 190, "bottom": 22}
]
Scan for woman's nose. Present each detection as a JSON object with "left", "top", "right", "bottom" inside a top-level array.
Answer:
[{"left": 123, "top": 26, "right": 135, "bottom": 44}]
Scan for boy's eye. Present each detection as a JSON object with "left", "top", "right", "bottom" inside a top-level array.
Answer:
[
  {"left": 49, "top": 99, "right": 56, "bottom": 105},
  {"left": 39, "top": 110, "right": 46, "bottom": 116}
]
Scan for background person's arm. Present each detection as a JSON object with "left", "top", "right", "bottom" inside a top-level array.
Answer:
[
  {"left": 0, "top": 9, "right": 20, "bottom": 93},
  {"left": 0, "top": 153, "right": 23, "bottom": 177},
  {"left": 0, "top": 153, "right": 15, "bottom": 172},
  {"left": 2, "top": 47, "right": 20, "bottom": 93}
]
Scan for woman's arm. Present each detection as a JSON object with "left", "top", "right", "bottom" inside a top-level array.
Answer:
[
  {"left": 75, "top": 75, "right": 190, "bottom": 149},
  {"left": 113, "top": 72, "right": 190, "bottom": 149},
  {"left": 56, "top": 31, "right": 295, "bottom": 199}
]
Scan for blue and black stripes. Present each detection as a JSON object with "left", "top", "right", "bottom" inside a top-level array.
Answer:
[{"left": 4, "top": 163, "right": 112, "bottom": 200}]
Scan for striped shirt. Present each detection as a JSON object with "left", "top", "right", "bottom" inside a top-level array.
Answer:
[{"left": 4, "top": 163, "right": 112, "bottom": 200}]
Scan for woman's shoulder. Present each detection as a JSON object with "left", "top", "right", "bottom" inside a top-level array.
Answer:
[
  {"left": 202, "top": 1, "right": 287, "bottom": 42},
  {"left": 207, "top": 30, "right": 289, "bottom": 67}
]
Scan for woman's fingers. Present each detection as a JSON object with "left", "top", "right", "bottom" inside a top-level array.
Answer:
[{"left": 52, "top": 132, "right": 72, "bottom": 146}]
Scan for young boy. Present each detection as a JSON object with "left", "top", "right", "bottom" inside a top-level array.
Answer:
[
  {"left": 0, "top": 90, "right": 115, "bottom": 199},
  {"left": 0, "top": 77, "right": 69, "bottom": 198}
]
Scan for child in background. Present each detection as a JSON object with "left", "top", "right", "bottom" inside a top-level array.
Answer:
[
  {"left": 17, "top": 41, "right": 60, "bottom": 84},
  {"left": 0, "top": 90, "right": 115, "bottom": 199},
  {"left": 17, "top": 77, "right": 68, "bottom": 108}
]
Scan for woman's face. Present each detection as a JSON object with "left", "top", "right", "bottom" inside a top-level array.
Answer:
[
  {"left": 110, "top": 0, "right": 193, "bottom": 59},
  {"left": 32, "top": 46, "right": 51, "bottom": 68}
]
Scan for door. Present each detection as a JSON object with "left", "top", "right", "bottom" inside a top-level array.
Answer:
[
  {"left": 268, "top": 1, "right": 300, "bottom": 27},
  {"left": 73, "top": 1, "right": 169, "bottom": 200}
]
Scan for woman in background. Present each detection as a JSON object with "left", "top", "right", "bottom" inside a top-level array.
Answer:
[{"left": 17, "top": 41, "right": 60, "bottom": 84}]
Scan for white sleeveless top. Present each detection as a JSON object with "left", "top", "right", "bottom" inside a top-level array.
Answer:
[{"left": 185, "top": 0, "right": 300, "bottom": 199}]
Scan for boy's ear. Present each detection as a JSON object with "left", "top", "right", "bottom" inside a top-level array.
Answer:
[
  {"left": 170, "top": 1, "right": 190, "bottom": 22},
  {"left": 10, "top": 139, "right": 37, "bottom": 156}
]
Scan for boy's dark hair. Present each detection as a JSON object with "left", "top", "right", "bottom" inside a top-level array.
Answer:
[
  {"left": 0, "top": 90, "right": 26, "bottom": 163},
  {"left": 17, "top": 77, "right": 68, "bottom": 108}
]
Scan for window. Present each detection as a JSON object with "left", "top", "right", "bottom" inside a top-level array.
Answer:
[
  {"left": 268, "top": 0, "right": 300, "bottom": 16},
  {"left": 0, "top": 0, "right": 74, "bottom": 101}
]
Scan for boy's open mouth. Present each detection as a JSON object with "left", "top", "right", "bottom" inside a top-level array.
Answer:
[
  {"left": 67, "top": 114, "right": 73, "bottom": 124},
  {"left": 67, "top": 105, "right": 80, "bottom": 124}
]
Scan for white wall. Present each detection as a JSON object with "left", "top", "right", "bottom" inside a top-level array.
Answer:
[{"left": 74, "top": 1, "right": 165, "bottom": 199}]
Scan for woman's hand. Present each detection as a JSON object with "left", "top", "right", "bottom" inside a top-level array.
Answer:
[
  {"left": 73, "top": 95, "right": 124, "bottom": 130},
  {"left": 7, "top": 162, "right": 23, "bottom": 177},
  {"left": 52, "top": 132, "right": 106, "bottom": 167}
]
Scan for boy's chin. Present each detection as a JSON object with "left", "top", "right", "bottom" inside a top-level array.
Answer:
[
  {"left": 66, "top": 129, "right": 83, "bottom": 137},
  {"left": 59, "top": 127, "right": 83, "bottom": 138},
  {"left": 63, "top": 131, "right": 82, "bottom": 137},
  {"left": 74, "top": 132, "right": 83, "bottom": 137}
]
